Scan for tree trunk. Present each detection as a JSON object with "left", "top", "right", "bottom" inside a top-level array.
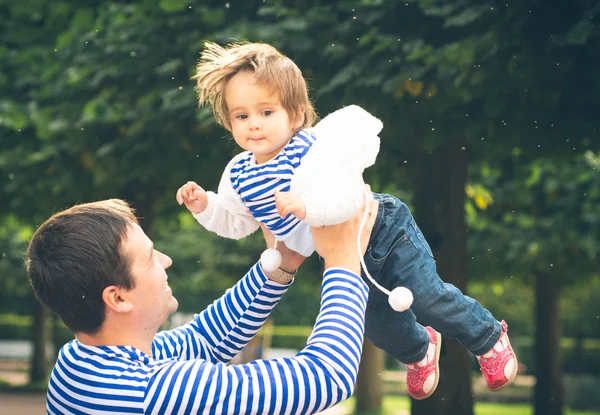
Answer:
[
  {"left": 355, "top": 339, "right": 385, "bottom": 413},
  {"left": 534, "top": 272, "right": 564, "bottom": 415},
  {"left": 410, "top": 141, "right": 474, "bottom": 415},
  {"left": 30, "top": 299, "right": 49, "bottom": 383}
]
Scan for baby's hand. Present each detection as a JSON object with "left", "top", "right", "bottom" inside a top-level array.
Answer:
[
  {"left": 176, "top": 181, "right": 209, "bottom": 214},
  {"left": 275, "top": 191, "right": 306, "bottom": 220}
]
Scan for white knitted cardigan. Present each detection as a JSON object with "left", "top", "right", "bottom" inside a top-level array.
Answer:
[{"left": 193, "top": 105, "right": 382, "bottom": 256}]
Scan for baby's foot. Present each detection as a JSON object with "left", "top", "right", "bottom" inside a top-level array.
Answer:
[
  {"left": 406, "top": 327, "right": 441, "bottom": 400},
  {"left": 477, "top": 320, "right": 518, "bottom": 391}
]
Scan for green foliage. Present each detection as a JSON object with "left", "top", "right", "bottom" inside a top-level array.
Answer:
[
  {"left": 1, "top": 0, "right": 238, "bottom": 225},
  {"left": 336, "top": 394, "right": 600, "bottom": 415},
  {"left": 467, "top": 277, "right": 600, "bottom": 377},
  {"left": 561, "top": 275, "right": 600, "bottom": 339},
  {"left": 467, "top": 151, "right": 600, "bottom": 281},
  {"left": 0, "top": 313, "right": 32, "bottom": 340},
  {"left": 0, "top": 313, "right": 72, "bottom": 346},
  {"left": 159, "top": 0, "right": 189, "bottom": 13},
  {"left": 1, "top": 4, "right": 599, "bottom": 406},
  {"left": 564, "top": 375, "right": 600, "bottom": 411},
  {"left": 1, "top": 0, "right": 598, "bottom": 232},
  {"left": 0, "top": 216, "right": 35, "bottom": 314}
]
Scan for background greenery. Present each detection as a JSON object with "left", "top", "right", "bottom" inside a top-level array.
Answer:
[{"left": 1, "top": 1, "right": 599, "bottom": 415}]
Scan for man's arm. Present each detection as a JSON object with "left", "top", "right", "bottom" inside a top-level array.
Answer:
[
  {"left": 144, "top": 267, "right": 369, "bottom": 415},
  {"left": 152, "top": 222, "right": 304, "bottom": 363},
  {"left": 144, "top": 191, "right": 378, "bottom": 415},
  {"left": 152, "top": 262, "right": 289, "bottom": 363}
]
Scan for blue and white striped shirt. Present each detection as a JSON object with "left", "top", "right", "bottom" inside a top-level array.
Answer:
[
  {"left": 46, "top": 263, "right": 369, "bottom": 414},
  {"left": 230, "top": 130, "right": 316, "bottom": 239}
]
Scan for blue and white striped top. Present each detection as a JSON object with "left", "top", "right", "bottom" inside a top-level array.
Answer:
[
  {"left": 46, "top": 263, "right": 369, "bottom": 414},
  {"left": 230, "top": 130, "right": 316, "bottom": 238}
]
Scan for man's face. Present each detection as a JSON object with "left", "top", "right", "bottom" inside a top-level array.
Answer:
[{"left": 121, "top": 224, "right": 178, "bottom": 331}]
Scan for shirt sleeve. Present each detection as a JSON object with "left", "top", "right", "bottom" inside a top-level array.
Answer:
[
  {"left": 144, "top": 268, "right": 369, "bottom": 415},
  {"left": 193, "top": 153, "right": 260, "bottom": 239},
  {"left": 152, "top": 263, "right": 290, "bottom": 364}
]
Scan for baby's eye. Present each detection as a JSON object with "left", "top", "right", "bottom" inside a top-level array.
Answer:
[
  {"left": 262, "top": 110, "right": 273, "bottom": 116},
  {"left": 235, "top": 114, "right": 248, "bottom": 120}
]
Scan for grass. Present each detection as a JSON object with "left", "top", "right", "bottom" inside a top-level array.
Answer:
[
  {"left": 335, "top": 395, "right": 600, "bottom": 415},
  {"left": 0, "top": 379, "right": 48, "bottom": 393},
  {"left": 0, "top": 381, "right": 599, "bottom": 415},
  {"left": 474, "top": 401, "right": 598, "bottom": 415}
]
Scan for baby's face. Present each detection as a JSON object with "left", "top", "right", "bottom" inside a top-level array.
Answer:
[{"left": 225, "top": 71, "right": 297, "bottom": 164}]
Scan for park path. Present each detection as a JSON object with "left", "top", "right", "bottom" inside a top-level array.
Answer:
[{"left": 0, "top": 392, "right": 46, "bottom": 415}]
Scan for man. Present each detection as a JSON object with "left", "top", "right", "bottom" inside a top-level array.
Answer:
[{"left": 27, "top": 193, "right": 378, "bottom": 414}]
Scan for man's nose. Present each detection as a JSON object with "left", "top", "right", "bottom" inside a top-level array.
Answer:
[{"left": 158, "top": 251, "right": 172, "bottom": 269}]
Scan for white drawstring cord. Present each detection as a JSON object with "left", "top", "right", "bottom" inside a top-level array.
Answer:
[
  {"left": 357, "top": 187, "right": 413, "bottom": 312},
  {"left": 357, "top": 187, "right": 392, "bottom": 296}
]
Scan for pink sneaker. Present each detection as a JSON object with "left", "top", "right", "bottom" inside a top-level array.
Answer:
[
  {"left": 477, "top": 320, "right": 518, "bottom": 391},
  {"left": 406, "top": 327, "right": 442, "bottom": 400}
]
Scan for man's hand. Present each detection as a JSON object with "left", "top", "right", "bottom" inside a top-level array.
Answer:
[
  {"left": 311, "top": 185, "right": 378, "bottom": 274},
  {"left": 176, "top": 181, "right": 209, "bottom": 214},
  {"left": 259, "top": 224, "right": 306, "bottom": 272},
  {"left": 274, "top": 191, "right": 306, "bottom": 220}
]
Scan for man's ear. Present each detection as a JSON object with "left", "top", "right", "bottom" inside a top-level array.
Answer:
[{"left": 102, "top": 286, "right": 133, "bottom": 314}]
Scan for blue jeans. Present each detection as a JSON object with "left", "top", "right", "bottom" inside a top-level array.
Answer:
[{"left": 363, "top": 193, "right": 503, "bottom": 364}]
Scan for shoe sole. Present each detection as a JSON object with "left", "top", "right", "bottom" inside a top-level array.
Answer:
[
  {"left": 412, "top": 330, "right": 442, "bottom": 400},
  {"left": 488, "top": 333, "right": 518, "bottom": 392}
]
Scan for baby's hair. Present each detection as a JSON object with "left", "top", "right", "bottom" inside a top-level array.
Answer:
[{"left": 193, "top": 41, "right": 317, "bottom": 132}]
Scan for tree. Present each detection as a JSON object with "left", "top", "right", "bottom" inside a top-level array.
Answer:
[
  {"left": 239, "top": 1, "right": 598, "bottom": 413},
  {"left": 0, "top": 0, "right": 245, "bottom": 382},
  {"left": 1, "top": 2, "right": 599, "bottom": 414},
  {"left": 355, "top": 340, "right": 385, "bottom": 413},
  {"left": 0, "top": 215, "right": 46, "bottom": 382},
  {"left": 469, "top": 151, "right": 600, "bottom": 415}
]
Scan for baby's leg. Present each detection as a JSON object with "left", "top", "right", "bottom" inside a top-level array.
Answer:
[
  {"left": 363, "top": 194, "right": 441, "bottom": 399},
  {"left": 367, "top": 193, "right": 502, "bottom": 354},
  {"left": 400, "top": 218, "right": 503, "bottom": 355},
  {"left": 365, "top": 193, "right": 512, "bottom": 396},
  {"left": 363, "top": 284, "right": 430, "bottom": 364},
  {"left": 403, "top": 218, "right": 517, "bottom": 391},
  {"left": 362, "top": 194, "right": 431, "bottom": 364}
]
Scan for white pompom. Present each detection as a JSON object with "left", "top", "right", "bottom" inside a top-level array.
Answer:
[
  {"left": 388, "top": 287, "right": 413, "bottom": 312},
  {"left": 260, "top": 248, "right": 282, "bottom": 273}
]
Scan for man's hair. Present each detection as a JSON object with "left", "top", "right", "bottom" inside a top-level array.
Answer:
[
  {"left": 193, "top": 41, "right": 317, "bottom": 132},
  {"left": 26, "top": 199, "right": 139, "bottom": 334}
]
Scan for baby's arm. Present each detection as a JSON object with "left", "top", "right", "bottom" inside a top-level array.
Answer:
[
  {"left": 274, "top": 190, "right": 307, "bottom": 220},
  {"left": 192, "top": 191, "right": 259, "bottom": 239},
  {"left": 178, "top": 154, "right": 260, "bottom": 239},
  {"left": 176, "top": 181, "right": 209, "bottom": 214}
]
